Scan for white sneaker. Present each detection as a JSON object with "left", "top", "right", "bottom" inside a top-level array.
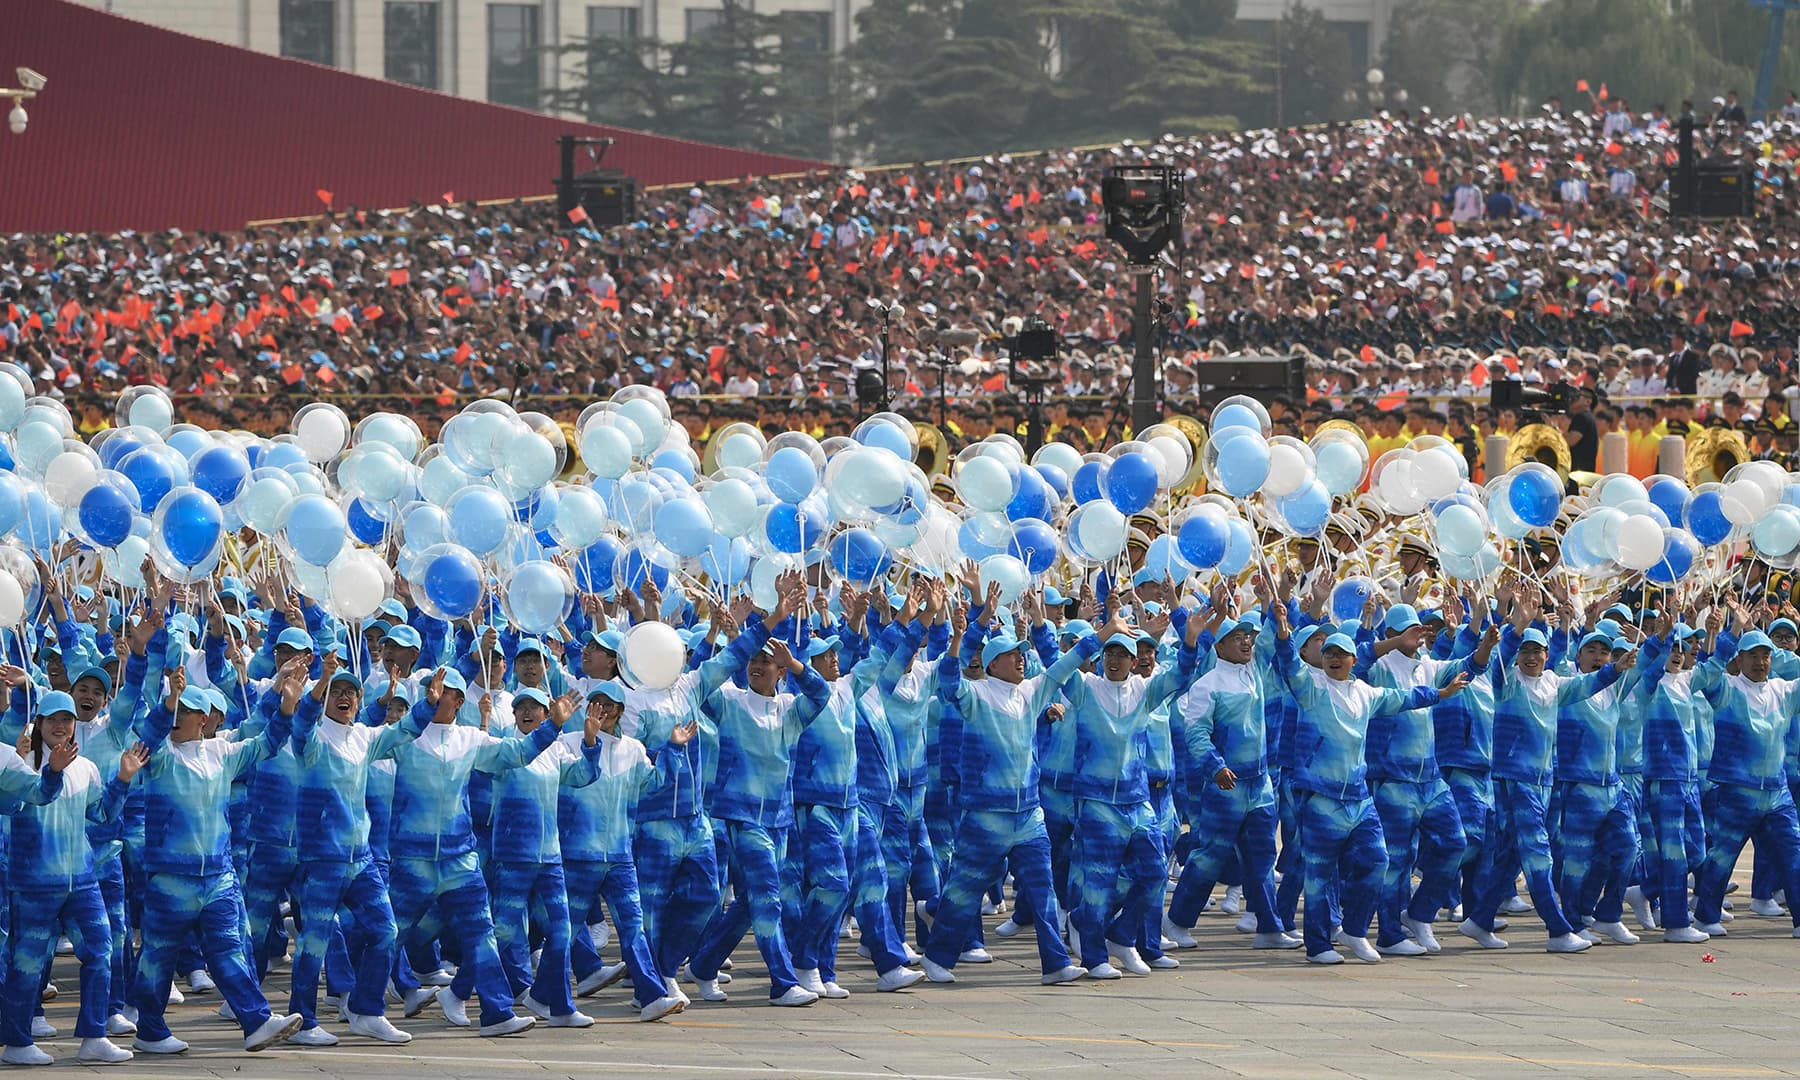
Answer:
[
  {"left": 436, "top": 986, "right": 471, "bottom": 1027},
  {"left": 1, "top": 1045, "right": 53, "bottom": 1066},
  {"left": 186, "top": 970, "right": 216, "bottom": 995},
  {"left": 165, "top": 985, "right": 184, "bottom": 1006},
  {"left": 819, "top": 981, "right": 849, "bottom": 999},
  {"left": 1221, "top": 885, "right": 1244, "bottom": 915},
  {"left": 575, "top": 962, "right": 628, "bottom": 997},
  {"left": 1162, "top": 916, "right": 1198, "bottom": 949},
  {"left": 1695, "top": 922, "right": 1728, "bottom": 937},
  {"left": 1041, "top": 964, "right": 1086, "bottom": 985},
  {"left": 771, "top": 987, "right": 818, "bottom": 1007},
  {"left": 54, "top": 938, "right": 73, "bottom": 957},
  {"left": 590, "top": 922, "right": 611, "bottom": 951},
  {"left": 131, "top": 1036, "right": 188, "bottom": 1055},
  {"left": 1107, "top": 942, "right": 1151, "bottom": 975},
  {"left": 1750, "top": 898, "right": 1787, "bottom": 916},
  {"left": 697, "top": 978, "right": 728, "bottom": 1002},
  {"left": 902, "top": 943, "right": 921, "bottom": 965},
  {"left": 841, "top": 916, "right": 857, "bottom": 938},
  {"left": 1233, "top": 911, "right": 1257, "bottom": 933},
  {"left": 420, "top": 968, "right": 456, "bottom": 987},
  {"left": 401, "top": 986, "right": 436, "bottom": 1017},
  {"left": 1308, "top": 949, "right": 1344, "bottom": 965},
  {"left": 1148, "top": 955, "right": 1180, "bottom": 969},
  {"left": 1339, "top": 935, "right": 1381, "bottom": 963},
  {"left": 1084, "top": 962, "right": 1122, "bottom": 980},
  {"left": 877, "top": 967, "right": 925, "bottom": 992},
  {"left": 1591, "top": 921, "right": 1640, "bottom": 945},
  {"left": 1790, "top": 926, "right": 1800, "bottom": 939},
  {"left": 957, "top": 947, "right": 993, "bottom": 964},
  {"left": 993, "top": 918, "right": 1022, "bottom": 938},
  {"left": 1403, "top": 916, "right": 1442, "bottom": 953},
  {"left": 245, "top": 1013, "right": 305, "bottom": 1052},
  {"left": 1721, "top": 909, "right": 1736, "bottom": 922},
  {"left": 795, "top": 967, "right": 825, "bottom": 994},
  {"left": 1500, "top": 895, "right": 1532, "bottom": 914},
  {"left": 288, "top": 1026, "right": 340, "bottom": 1047},
  {"left": 720, "top": 958, "right": 734, "bottom": 971},
  {"left": 640, "top": 996, "right": 684, "bottom": 1022},
  {"left": 1253, "top": 932, "right": 1302, "bottom": 949},
  {"left": 78, "top": 1038, "right": 133, "bottom": 1064},
  {"left": 1663, "top": 926, "right": 1710, "bottom": 943},
  {"left": 1377, "top": 938, "right": 1427, "bottom": 957},
  {"left": 106, "top": 1013, "right": 136, "bottom": 1037},
  {"left": 914, "top": 900, "right": 935, "bottom": 931},
  {"left": 1625, "top": 885, "right": 1657, "bottom": 930},
  {"left": 216, "top": 1001, "right": 235, "bottom": 1021},
  {"left": 671, "top": 987, "right": 690, "bottom": 1008},
  {"left": 38, "top": 984, "right": 55, "bottom": 1003},
  {"left": 519, "top": 992, "right": 553, "bottom": 1020},
  {"left": 547, "top": 1010, "right": 595, "bottom": 1028},
  {"left": 1457, "top": 919, "right": 1508, "bottom": 949},
  {"left": 714, "top": 972, "right": 732, "bottom": 985},
  {"left": 29, "top": 1018, "right": 56, "bottom": 1040},
  {"left": 980, "top": 898, "right": 998, "bottom": 915},
  {"left": 921, "top": 959, "right": 956, "bottom": 984},
  {"left": 1546, "top": 933, "right": 1593, "bottom": 953},
  {"left": 348, "top": 1013, "right": 412, "bottom": 1043},
  {"left": 478, "top": 1015, "right": 534, "bottom": 1037}
]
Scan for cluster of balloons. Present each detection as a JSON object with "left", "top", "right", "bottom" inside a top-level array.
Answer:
[{"left": 1201, "top": 398, "right": 1370, "bottom": 539}]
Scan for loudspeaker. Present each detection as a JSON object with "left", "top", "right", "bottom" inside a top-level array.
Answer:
[
  {"left": 561, "top": 169, "right": 637, "bottom": 226},
  {"left": 1671, "top": 161, "right": 1753, "bottom": 218},
  {"left": 1171, "top": 354, "right": 1305, "bottom": 410}
]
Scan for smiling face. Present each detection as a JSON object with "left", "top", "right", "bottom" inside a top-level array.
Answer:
[
  {"left": 1740, "top": 646, "right": 1773, "bottom": 682},
  {"left": 1576, "top": 640, "right": 1611, "bottom": 673},
  {"left": 583, "top": 644, "right": 618, "bottom": 679},
  {"left": 1101, "top": 644, "right": 1135, "bottom": 682},
  {"left": 325, "top": 680, "right": 362, "bottom": 723},
  {"left": 1216, "top": 628, "right": 1255, "bottom": 665},
  {"left": 1322, "top": 646, "right": 1354, "bottom": 680},
  {"left": 986, "top": 647, "right": 1025, "bottom": 685},
  {"left": 811, "top": 649, "right": 841, "bottom": 682},
  {"left": 746, "top": 650, "right": 780, "bottom": 696},
  {"left": 1517, "top": 642, "right": 1548, "bottom": 676},
  {"left": 36, "top": 710, "right": 76, "bottom": 752},
  {"left": 587, "top": 696, "right": 623, "bottom": 735},
  {"left": 71, "top": 676, "right": 107, "bottom": 720}
]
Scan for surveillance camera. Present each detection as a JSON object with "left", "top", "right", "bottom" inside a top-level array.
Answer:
[
  {"left": 15, "top": 68, "right": 44, "bottom": 92},
  {"left": 7, "top": 103, "right": 25, "bottom": 135}
]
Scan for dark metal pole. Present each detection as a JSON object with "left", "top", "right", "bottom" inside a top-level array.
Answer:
[
  {"left": 1130, "top": 269, "right": 1157, "bottom": 433},
  {"left": 557, "top": 135, "right": 576, "bottom": 218}
]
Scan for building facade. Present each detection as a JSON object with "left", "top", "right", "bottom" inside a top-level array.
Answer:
[{"left": 69, "top": 0, "right": 868, "bottom": 113}]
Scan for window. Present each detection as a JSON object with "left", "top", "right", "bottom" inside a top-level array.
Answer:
[
  {"left": 685, "top": 7, "right": 725, "bottom": 40},
  {"left": 385, "top": 2, "right": 440, "bottom": 89},
  {"left": 280, "top": 0, "right": 336, "bottom": 66},
  {"left": 779, "top": 10, "right": 830, "bottom": 54},
  {"left": 588, "top": 5, "right": 640, "bottom": 40},
  {"left": 487, "top": 3, "right": 541, "bottom": 108}
]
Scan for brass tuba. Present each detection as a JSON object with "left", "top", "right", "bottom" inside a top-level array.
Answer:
[
  {"left": 913, "top": 421, "right": 950, "bottom": 478},
  {"left": 1157, "top": 414, "right": 1209, "bottom": 496},
  {"left": 1685, "top": 426, "right": 1748, "bottom": 485},
  {"left": 1504, "top": 423, "right": 1572, "bottom": 483}
]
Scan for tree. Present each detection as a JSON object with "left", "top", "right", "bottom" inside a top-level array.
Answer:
[
  {"left": 1493, "top": 0, "right": 1750, "bottom": 115},
  {"left": 1379, "top": 0, "right": 1525, "bottom": 115}
]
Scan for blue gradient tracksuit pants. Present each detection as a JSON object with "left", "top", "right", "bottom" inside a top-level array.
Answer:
[
  {"left": 1694, "top": 784, "right": 1800, "bottom": 929},
  {"left": 852, "top": 804, "right": 908, "bottom": 976},
  {"left": 390, "top": 852, "right": 517, "bottom": 1028},
  {"left": 1645, "top": 780, "right": 1704, "bottom": 928},
  {"left": 1006, "top": 787, "right": 1076, "bottom": 933},
  {"left": 241, "top": 841, "right": 300, "bottom": 979},
  {"left": 634, "top": 816, "right": 720, "bottom": 983},
  {"left": 690, "top": 823, "right": 799, "bottom": 998},
  {"left": 1273, "top": 776, "right": 1307, "bottom": 932},
  {"left": 1552, "top": 780, "right": 1637, "bottom": 926},
  {"left": 1295, "top": 790, "right": 1386, "bottom": 957},
  {"left": 923, "top": 809, "right": 1073, "bottom": 975},
  {"left": 1472, "top": 780, "right": 1577, "bottom": 937},
  {"left": 3, "top": 884, "right": 110, "bottom": 1048},
  {"left": 96, "top": 850, "right": 134, "bottom": 1016},
  {"left": 1370, "top": 778, "right": 1466, "bottom": 945},
  {"left": 1749, "top": 778, "right": 1800, "bottom": 902},
  {"left": 1131, "top": 785, "right": 1180, "bottom": 960},
  {"left": 565, "top": 857, "right": 669, "bottom": 1007},
  {"left": 288, "top": 854, "right": 397, "bottom": 1031},
  {"left": 1168, "top": 775, "right": 1279, "bottom": 932},
  {"left": 130, "top": 870, "right": 275, "bottom": 1042},
  {"left": 1069, "top": 800, "right": 1164, "bottom": 967},
  {"left": 881, "top": 785, "right": 938, "bottom": 949},
  {"left": 489, "top": 860, "right": 577, "bottom": 1018},
  {"left": 792, "top": 805, "right": 856, "bottom": 981},
  {"left": 1442, "top": 767, "right": 1495, "bottom": 914}
]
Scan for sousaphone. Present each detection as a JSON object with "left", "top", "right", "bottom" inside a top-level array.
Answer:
[
  {"left": 913, "top": 421, "right": 950, "bottom": 478},
  {"left": 1162, "top": 414, "right": 1209, "bottom": 496},
  {"left": 1685, "top": 426, "right": 1748, "bottom": 485},
  {"left": 1504, "top": 423, "right": 1571, "bottom": 483}
]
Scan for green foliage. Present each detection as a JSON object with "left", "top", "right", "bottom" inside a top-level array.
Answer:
[{"left": 1379, "top": 0, "right": 1524, "bottom": 114}]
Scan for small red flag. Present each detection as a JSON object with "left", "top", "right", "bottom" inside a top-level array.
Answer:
[
  {"left": 315, "top": 189, "right": 334, "bottom": 208},
  {"left": 441, "top": 191, "right": 455, "bottom": 204},
  {"left": 389, "top": 269, "right": 410, "bottom": 287},
  {"left": 567, "top": 206, "right": 589, "bottom": 224},
  {"left": 1730, "top": 320, "right": 1754, "bottom": 338},
  {"left": 1575, "top": 79, "right": 1590, "bottom": 93}
]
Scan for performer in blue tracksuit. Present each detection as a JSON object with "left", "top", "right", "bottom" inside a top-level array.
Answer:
[
  {"left": 1270, "top": 600, "right": 1468, "bottom": 964},
  {"left": 1552, "top": 629, "right": 1642, "bottom": 946},
  {"left": 1633, "top": 617, "right": 1711, "bottom": 942},
  {"left": 1462, "top": 589, "right": 1628, "bottom": 954},
  {"left": 918, "top": 582, "right": 1091, "bottom": 987},
  {"left": 1361, "top": 604, "right": 1494, "bottom": 955},
  {"left": 1689, "top": 624, "right": 1800, "bottom": 938},
  {"left": 873, "top": 581, "right": 946, "bottom": 960},
  {"left": 1166, "top": 609, "right": 1298, "bottom": 950},
  {"left": 387, "top": 667, "right": 555, "bottom": 1037},
  {"left": 282, "top": 654, "right": 428, "bottom": 1046},
  {"left": 126, "top": 661, "right": 305, "bottom": 1056},
  {"left": 0, "top": 690, "right": 139, "bottom": 1066}
]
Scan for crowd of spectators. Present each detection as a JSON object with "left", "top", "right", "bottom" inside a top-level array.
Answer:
[{"left": 6, "top": 91, "right": 1800, "bottom": 458}]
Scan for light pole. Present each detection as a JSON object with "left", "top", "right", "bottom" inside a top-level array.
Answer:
[
  {"left": 0, "top": 68, "right": 46, "bottom": 134},
  {"left": 1347, "top": 67, "right": 1407, "bottom": 116},
  {"left": 861, "top": 298, "right": 906, "bottom": 417}
]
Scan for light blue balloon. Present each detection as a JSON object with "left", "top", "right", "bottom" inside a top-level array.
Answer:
[
  {"left": 1219, "top": 519, "right": 1256, "bottom": 576},
  {"left": 699, "top": 535, "right": 752, "bottom": 585},
  {"left": 348, "top": 444, "right": 409, "bottom": 503},
  {"left": 0, "top": 473, "right": 24, "bottom": 536},
  {"left": 1315, "top": 440, "right": 1366, "bottom": 495},
  {"left": 582, "top": 423, "right": 635, "bottom": 480},
  {"left": 654, "top": 497, "right": 715, "bottom": 558},
  {"left": 238, "top": 470, "right": 296, "bottom": 534},
  {"left": 260, "top": 441, "right": 309, "bottom": 472},
  {"left": 617, "top": 398, "right": 668, "bottom": 457},
  {"left": 1216, "top": 430, "right": 1270, "bottom": 497},
  {"left": 1212, "top": 403, "right": 1261, "bottom": 434},
  {"left": 403, "top": 502, "right": 451, "bottom": 550},
  {"left": 420, "top": 454, "right": 472, "bottom": 506},
  {"left": 18, "top": 488, "right": 59, "bottom": 555},
  {"left": 0, "top": 376, "right": 23, "bottom": 433},
  {"left": 956, "top": 455, "right": 1015, "bottom": 512},
  {"left": 1753, "top": 503, "right": 1800, "bottom": 558},
  {"left": 506, "top": 561, "right": 572, "bottom": 635},
  {"left": 652, "top": 449, "right": 697, "bottom": 484},
  {"left": 612, "top": 477, "right": 664, "bottom": 536},
  {"left": 129, "top": 393, "right": 173, "bottom": 433},
  {"left": 14, "top": 421, "right": 62, "bottom": 477},
  {"left": 706, "top": 477, "right": 761, "bottom": 538},
  {"left": 767, "top": 447, "right": 819, "bottom": 503},
  {"left": 856, "top": 422, "right": 912, "bottom": 459},
  {"left": 551, "top": 487, "right": 608, "bottom": 549},
  {"left": 448, "top": 486, "right": 512, "bottom": 555},
  {"left": 166, "top": 429, "right": 210, "bottom": 461},
  {"left": 284, "top": 493, "right": 347, "bottom": 566},
  {"left": 1275, "top": 480, "right": 1330, "bottom": 536},
  {"left": 1435, "top": 503, "right": 1486, "bottom": 557}
]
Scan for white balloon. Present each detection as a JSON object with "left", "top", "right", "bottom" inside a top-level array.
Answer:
[
  {"left": 1614, "top": 513, "right": 1664, "bottom": 571},
  {"left": 327, "top": 550, "right": 390, "bottom": 621},
  {"left": 0, "top": 571, "right": 20, "bottom": 624},
  {"left": 43, "top": 451, "right": 99, "bottom": 505},
  {"left": 296, "top": 408, "right": 350, "bottom": 463},
  {"left": 1722, "top": 477, "right": 1772, "bottom": 526},
  {"left": 1263, "top": 444, "right": 1309, "bottom": 499},
  {"left": 1411, "top": 446, "right": 1463, "bottom": 502},
  {"left": 621, "top": 622, "right": 686, "bottom": 691}
]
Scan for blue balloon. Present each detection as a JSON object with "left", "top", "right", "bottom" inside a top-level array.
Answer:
[
  {"left": 190, "top": 446, "right": 250, "bottom": 505},
  {"left": 1141, "top": 535, "right": 1190, "bottom": 582},
  {"left": 423, "top": 549, "right": 483, "bottom": 619},
  {"left": 1507, "top": 468, "right": 1561, "bottom": 528},
  {"left": 1176, "top": 513, "right": 1229, "bottom": 569},
  {"left": 159, "top": 489, "right": 222, "bottom": 567},
  {"left": 615, "top": 547, "right": 670, "bottom": 593},
  {"left": 1007, "top": 518, "right": 1059, "bottom": 576},
  {"left": 1330, "top": 577, "right": 1377, "bottom": 623},
  {"left": 763, "top": 501, "right": 825, "bottom": 554},
  {"left": 285, "top": 494, "right": 347, "bottom": 566},
  {"left": 887, "top": 479, "right": 929, "bottom": 526},
  {"left": 1275, "top": 480, "right": 1331, "bottom": 536},
  {"left": 654, "top": 498, "right": 714, "bottom": 558},
  {"left": 1104, "top": 452, "right": 1160, "bottom": 514},
  {"left": 1646, "top": 478, "right": 1691, "bottom": 526},
  {"left": 78, "top": 481, "right": 135, "bottom": 548},
  {"left": 1034, "top": 463, "right": 1070, "bottom": 500},
  {"left": 652, "top": 449, "right": 696, "bottom": 483},
  {"left": 855, "top": 422, "right": 913, "bottom": 459},
  {"left": 1219, "top": 519, "right": 1256, "bottom": 576},
  {"left": 167, "top": 429, "right": 210, "bottom": 461},
  {"left": 97, "top": 435, "right": 143, "bottom": 471},
  {"left": 119, "top": 448, "right": 176, "bottom": 513},
  {"left": 1005, "top": 467, "right": 1056, "bottom": 522},
  {"left": 1212, "top": 403, "right": 1262, "bottom": 434},
  {"left": 18, "top": 489, "right": 56, "bottom": 555},
  {"left": 449, "top": 487, "right": 512, "bottom": 555},
  {"left": 347, "top": 498, "right": 388, "bottom": 545},
  {"left": 260, "top": 442, "right": 308, "bottom": 472},
  {"left": 1215, "top": 430, "right": 1271, "bottom": 497},
  {"left": 572, "top": 537, "right": 623, "bottom": 593},
  {"left": 699, "top": 535, "right": 752, "bottom": 585},
  {"left": 1071, "top": 460, "right": 1110, "bottom": 505},
  {"left": 766, "top": 447, "right": 818, "bottom": 504},
  {"left": 957, "top": 515, "right": 1009, "bottom": 562},
  {"left": 1647, "top": 529, "right": 1696, "bottom": 585},
  {"left": 1687, "top": 490, "right": 1733, "bottom": 546},
  {"left": 0, "top": 472, "right": 24, "bottom": 536},
  {"left": 829, "top": 527, "right": 891, "bottom": 584}
]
